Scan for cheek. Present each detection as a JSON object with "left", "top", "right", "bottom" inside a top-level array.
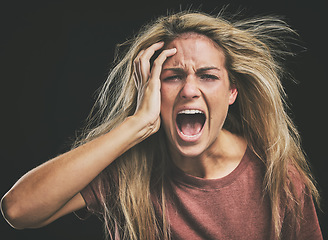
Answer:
[
  {"left": 206, "top": 86, "right": 231, "bottom": 123},
  {"left": 160, "top": 86, "right": 169, "bottom": 111},
  {"left": 160, "top": 85, "right": 174, "bottom": 123}
]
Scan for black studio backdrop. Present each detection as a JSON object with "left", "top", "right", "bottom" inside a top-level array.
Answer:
[{"left": 1, "top": 0, "right": 327, "bottom": 239}]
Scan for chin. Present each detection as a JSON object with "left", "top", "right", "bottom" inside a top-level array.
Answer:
[{"left": 170, "top": 140, "right": 209, "bottom": 158}]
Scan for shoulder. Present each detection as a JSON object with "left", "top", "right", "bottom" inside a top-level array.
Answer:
[
  {"left": 282, "top": 165, "right": 323, "bottom": 239},
  {"left": 284, "top": 163, "right": 319, "bottom": 221},
  {"left": 286, "top": 164, "right": 307, "bottom": 198}
]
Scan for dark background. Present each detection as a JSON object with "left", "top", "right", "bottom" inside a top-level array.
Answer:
[{"left": 0, "top": 0, "right": 327, "bottom": 239}]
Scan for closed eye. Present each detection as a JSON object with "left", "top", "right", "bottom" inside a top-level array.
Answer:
[
  {"left": 200, "top": 74, "right": 219, "bottom": 81},
  {"left": 162, "top": 75, "right": 182, "bottom": 82}
]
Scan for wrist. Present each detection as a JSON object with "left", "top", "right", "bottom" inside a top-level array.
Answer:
[{"left": 125, "top": 115, "right": 159, "bottom": 142}]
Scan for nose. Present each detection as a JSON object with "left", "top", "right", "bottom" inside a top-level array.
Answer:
[{"left": 179, "top": 76, "right": 201, "bottom": 99}]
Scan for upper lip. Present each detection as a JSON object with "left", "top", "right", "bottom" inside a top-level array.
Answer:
[
  {"left": 178, "top": 109, "right": 204, "bottom": 114},
  {"left": 175, "top": 106, "right": 206, "bottom": 118}
]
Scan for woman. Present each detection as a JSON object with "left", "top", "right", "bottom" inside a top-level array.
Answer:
[{"left": 1, "top": 11, "right": 322, "bottom": 240}]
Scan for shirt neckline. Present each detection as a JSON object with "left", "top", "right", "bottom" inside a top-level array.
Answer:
[{"left": 169, "top": 146, "right": 252, "bottom": 191}]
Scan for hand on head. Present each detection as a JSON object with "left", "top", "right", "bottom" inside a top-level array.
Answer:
[{"left": 133, "top": 42, "right": 176, "bottom": 135}]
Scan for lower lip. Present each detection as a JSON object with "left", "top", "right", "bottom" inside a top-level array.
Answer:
[{"left": 175, "top": 121, "right": 205, "bottom": 143}]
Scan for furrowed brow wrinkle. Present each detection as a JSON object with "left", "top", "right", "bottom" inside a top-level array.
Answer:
[
  {"left": 196, "top": 67, "right": 221, "bottom": 72},
  {"left": 162, "top": 68, "right": 185, "bottom": 73},
  {"left": 163, "top": 67, "right": 220, "bottom": 73}
]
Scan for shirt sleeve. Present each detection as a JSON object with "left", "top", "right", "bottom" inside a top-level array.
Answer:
[
  {"left": 74, "top": 177, "right": 104, "bottom": 220},
  {"left": 282, "top": 167, "right": 323, "bottom": 240},
  {"left": 298, "top": 189, "right": 323, "bottom": 240}
]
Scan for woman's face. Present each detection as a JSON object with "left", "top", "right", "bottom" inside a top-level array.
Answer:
[{"left": 160, "top": 34, "right": 238, "bottom": 157}]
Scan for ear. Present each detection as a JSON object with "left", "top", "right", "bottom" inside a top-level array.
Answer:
[{"left": 228, "top": 84, "right": 238, "bottom": 105}]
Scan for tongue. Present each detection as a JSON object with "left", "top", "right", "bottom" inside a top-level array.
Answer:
[{"left": 179, "top": 114, "right": 204, "bottom": 136}]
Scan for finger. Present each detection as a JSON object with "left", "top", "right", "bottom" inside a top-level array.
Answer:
[
  {"left": 133, "top": 61, "right": 141, "bottom": 89},
  {"left": 133, "top": 42, "right": 165, "bottom": 89},
  {"left": 150, "top": 48, "right": 177, "bottom": 81},
  {"left": 139, "top": 42, "right": 164, "bottom": 61},
  {"left": 133, "top": 71, "right": 139, "bottom": 90},
  {"left": 135, "top": 49, "right": 145, "bottom": 59},
  {"left": 138, "top": 42, "right": 164, "bottom": 81},
  {"left": 133, "top": 50, "right": 145, "bottom": 88}
]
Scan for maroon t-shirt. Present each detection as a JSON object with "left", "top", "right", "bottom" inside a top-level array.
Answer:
[{"left": 77, "top": 148, "right": 323, "bottom": 239}]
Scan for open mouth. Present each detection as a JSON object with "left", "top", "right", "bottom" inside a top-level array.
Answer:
[{"left": 176, "top": 109, "right": 206, "bottom": 137}]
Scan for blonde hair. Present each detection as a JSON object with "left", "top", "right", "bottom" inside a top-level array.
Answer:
[{"left": 74, "top": 10, "right": 319, "bottom": 240}]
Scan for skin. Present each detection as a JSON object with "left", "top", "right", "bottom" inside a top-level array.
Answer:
[
  {"left": 160, "top": 33, "right": 246, "bottom": 178},
  {"left": 1, "top": 33, "right": 246, "bottom": 229}
]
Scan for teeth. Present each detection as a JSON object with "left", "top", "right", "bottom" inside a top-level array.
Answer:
[{"left": 178, "top": 109, "right": 204, "bottom": 115}]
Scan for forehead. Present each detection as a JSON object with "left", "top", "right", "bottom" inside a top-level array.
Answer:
[{"left": 164, "top": 33, "right": 226, "bottom": 68}]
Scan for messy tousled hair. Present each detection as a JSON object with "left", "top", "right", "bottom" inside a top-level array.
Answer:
[{"left": 74, "top": 10, "right": 319, "bottom": 240}]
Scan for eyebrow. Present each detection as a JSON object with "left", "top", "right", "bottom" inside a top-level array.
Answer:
[
  {"left": 162, "top": 66, "right": 221, "bottom": 73},
  {"left": 197, "top": 67, "right": 221, "bottom": 72}
]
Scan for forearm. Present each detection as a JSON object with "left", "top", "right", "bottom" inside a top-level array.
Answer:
[{"left": 1, "top": 116, "right": 151, "bottom": 228}]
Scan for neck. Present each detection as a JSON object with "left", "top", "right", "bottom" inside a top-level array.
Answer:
[{"left": 169, "top": 129, "right": 247, "bottom": 179}]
